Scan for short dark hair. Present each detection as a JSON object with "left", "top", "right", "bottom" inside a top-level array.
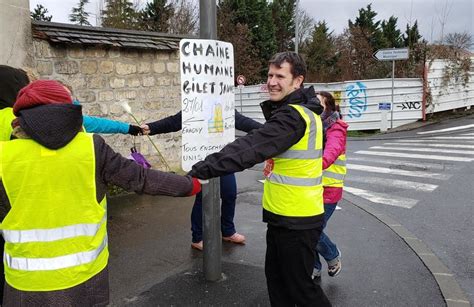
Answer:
[{"left": 268, "top": 52, "right": 307, "bottom": 80}]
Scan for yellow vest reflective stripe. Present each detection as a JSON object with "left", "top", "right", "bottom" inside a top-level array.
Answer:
[
  {"left": 0, "top": 107, "right": 15, "bottom": 141},
  {"left": 323, "top": 154, "right": 346, "bottom": 188},
  {"left": 263, "top": 104, "right": 324, "bottom": 217},
  {"left": 0, "top": 132, "right": 108, "bottom": 291}
]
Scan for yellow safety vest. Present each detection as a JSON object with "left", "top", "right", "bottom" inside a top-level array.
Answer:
[
  {"left": 263, "top": 104, "right": 324, "bottom": 217},
  {"left": 322, "top": 154, "right": 346, "bottom": 188},
  {"left": 0, "top": 107, "right": 15, "bottom": 141},
  {"left": 0, "top": 132, "right": 108, "bottom": 291}
]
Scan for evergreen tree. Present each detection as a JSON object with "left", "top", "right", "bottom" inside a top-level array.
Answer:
[
  {"left": 218, "top": 0, "right": 276, "bottom": 81},
  {"left": 138, "top": 0, "right": 174, "bottom": 32},
  {"left": 70, "top": 0, "right": 92, "bottom": 26},
  {"left": 217, "top": 5, "right": 261, "bottom": 84},
  {"left": 381, "top": 16, "right": 402, "bottom": 48},
  {"left": 31, "top": 4, "right": 53, "bottom": 22},
  {"left": 403, "top": 21, "right": 422, "bottom": 49},
  {"left": 101, "top": 0, "right": 139, "bottom": 30},
  {"left": 348, "top": 4, "right": 385, "bottom": 50},
  {"left": 304, "top": 21, "right": 339, "bottom": 82},
  {"left": 271, "top": 0, "right": 296, "bottom": 51}
]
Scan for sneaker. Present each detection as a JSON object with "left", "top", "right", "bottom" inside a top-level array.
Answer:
[
  {"left": 312, "top": 268, "right": 322, "bottom": 279},
  {"left": 222, "top": 233, "right": 246, "bottom": 244},
  {"left": 328, "top": 249, "right": 342, "bottom": 277},
  {"left": 191, "top": 241, "right": 203, "bottom": 251}
]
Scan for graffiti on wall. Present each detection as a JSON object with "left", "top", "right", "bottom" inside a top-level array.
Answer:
[
  {"left": 397, "top": 101, "right": 421, "bottom": 110},
  {"left": 346, "top": 82, "right": 367, "bottom": 118}
]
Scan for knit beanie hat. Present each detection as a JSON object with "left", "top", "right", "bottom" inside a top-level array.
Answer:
[
  {"left": 0, "top": 65, "right": 30, "bottom": 109},
  {"left": 13, "top": 80, "right": 72, "bottom": 116}
]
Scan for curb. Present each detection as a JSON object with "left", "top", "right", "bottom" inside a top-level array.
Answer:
[{"left": 343, "top": 193, "right": 471, "bottom": 307}]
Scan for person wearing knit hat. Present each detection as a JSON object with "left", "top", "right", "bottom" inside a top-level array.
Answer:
[{"left": 0, "top": 80, "right": 201, "bottom": 305}]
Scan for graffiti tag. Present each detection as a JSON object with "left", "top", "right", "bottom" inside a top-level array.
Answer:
[
  {"left": 346, "top": 82, "right": 368, "bottom": 118},
  {"left": 397, "top": 102, "right": 421, "bottom": 110}
]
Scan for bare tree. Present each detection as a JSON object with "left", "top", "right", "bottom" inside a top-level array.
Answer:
[
  {"left": 296, "top": 7, "right": 314, "bottom": 50},
  {"left": 169, "top": 0, "right": 198, "bottom": 35},
  {"left": 436, "top": 0, "right": 453, "bottom": 43},
  {"left": 444, "top": 32, "right": 473, "bottom": 50}
]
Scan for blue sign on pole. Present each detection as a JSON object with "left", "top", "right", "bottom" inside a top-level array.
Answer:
[{"left": 379, "top": 102, "right": 391, "bottom": 110}]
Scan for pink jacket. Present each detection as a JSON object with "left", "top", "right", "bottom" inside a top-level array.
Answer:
[{"left": 323, "top": 119, "right": 348, "bottom": 204}]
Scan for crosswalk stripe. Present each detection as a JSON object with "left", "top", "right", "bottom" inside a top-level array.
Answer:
[
  {"left": 416, "top": 124, "right": 474, "bottom": 134},
  {"left": 344, "top": 186, "right": 418, "bottom": 208},
  {"left": 347, "top": 156, "right": 452, "bottom": 170},
  {"left": 355, "top": 150, "right": 473, "bottom": 162},
  {"left": 346, "top": 175, "right": 438, "bottom": 192},
  {"left": 383, "top": 142, "right": 474, "bottom": 149},
  {"left": 370, "top": 146, "right": 474, "bottom": 156},
  {"left": 386, "top": 139, "right": 474, "bottom": 144},
  {"left": 428, "top": 136, "right": 474, "bottom": 140},
  {"left": 347, "top": 163, "right": 450, "bottom": 180},
  {"left": 460, "top": 133, "right": 474, "bottom": 136}
]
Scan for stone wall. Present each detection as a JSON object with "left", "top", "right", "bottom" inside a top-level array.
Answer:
[{"left": 33, "top": 39, "right": 183, "bottom": 171}]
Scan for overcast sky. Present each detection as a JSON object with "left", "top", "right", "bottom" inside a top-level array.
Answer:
[{"left": 30, "top": 0, "right": 473, "bottom": 43}]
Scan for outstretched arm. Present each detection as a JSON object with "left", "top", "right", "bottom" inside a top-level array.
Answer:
[
  {"left": 83, "top": 115, "right": 140, "bottom": 135},
  {"left": 142, "top": 111, "right": 182, "bottom": 135}
]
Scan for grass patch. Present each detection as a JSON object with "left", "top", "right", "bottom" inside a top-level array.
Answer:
[{"left": 347, "top": 129, "right": 379, "bottom": 137}]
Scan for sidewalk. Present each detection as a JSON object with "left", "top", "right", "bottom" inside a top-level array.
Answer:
[{"left": 106, "top": 167, "right": 445, "bottom": 306}]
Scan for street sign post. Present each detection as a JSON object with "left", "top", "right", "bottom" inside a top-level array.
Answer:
[
  {"left": 378, "top": 103, "right": 391, "bottom": 132},
  {"left": 373, "top": 48, "right": 409, "bottom": 61},
  {"left": 373, "top": 48, "right": 409, "bottom": 129},
  {"left": 236, "top": 75, "right": 246, "bottom": 113}
]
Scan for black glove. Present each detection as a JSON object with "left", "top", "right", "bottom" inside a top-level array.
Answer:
[{"left": 128, "top": 125, "right": 142, "bottom": 136}]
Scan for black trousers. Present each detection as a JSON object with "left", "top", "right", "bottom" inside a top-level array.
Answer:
[{"left": 265, "top": 224, "right": 331, "bottom": 307}]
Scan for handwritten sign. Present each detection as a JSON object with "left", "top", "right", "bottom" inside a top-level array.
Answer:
[{"left": 180, "top": 39, "right": 235, "bottom": 171}]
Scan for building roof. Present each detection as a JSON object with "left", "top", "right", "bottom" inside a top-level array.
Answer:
[{"left": 32, "top": 20, "right": 193, "bottom": 51}]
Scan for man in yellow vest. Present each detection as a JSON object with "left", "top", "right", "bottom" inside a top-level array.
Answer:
[
  {"left": 0, "top": 80, "right": 201, "bottom": 305},
  {"left": 189, "top": 52, "right": 331, "bottom": 306}
]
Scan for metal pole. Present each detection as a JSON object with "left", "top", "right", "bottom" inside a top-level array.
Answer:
[
  {"left": 199, "top": 0, "right": 221, "bottom": 282},
  {"left": 239, "top": 87, "right": 243, "bottom": 113},
  {"left": 390, "top": 60, "right": 395, "bottom": 129},
  {"left": 295, "top": 0, "right": 299, "bottom": 53}
]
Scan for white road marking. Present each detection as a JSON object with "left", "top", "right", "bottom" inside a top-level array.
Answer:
[
  {"left": 346, "top": 175, "right": 438, "bottom": 192},
  {"left": 354, "top": 150, "right": 473, "bottom": 162},
  {"left": 428, "top": 136, "right": 474, "bottom": 140},
  {"left": 460, "top": 132, "right": 474, "bottom": 136},
  {"left": 347, "top": 163, "right": 450, "bottom": 179},
  {"left": 383, "top": 142, "right": 474, "bottom": 149},
  {"left": 344, "top": 186, "right": 418, "bottom": 208},
  {"left": 347, "top": 156, "right": 452, "bottom": 170},
  {"left": 417, "top": 124, "right": 474, "bottom": 134},
  {"left": 370, "top": 146, "right": 474, "bottom": 156},
  {"left": 386, "top": 139, "right": 474, "bottom": 144}
]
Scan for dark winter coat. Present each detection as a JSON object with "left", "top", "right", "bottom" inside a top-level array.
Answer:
[
  {"left": 147, "top": 109, "right": 263, "bottom": 134},
  {"left": 188, "top": 86, "right": 325, "bottom": 229}
]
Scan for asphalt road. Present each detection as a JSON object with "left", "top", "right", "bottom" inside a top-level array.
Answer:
[{"left": 344, "top": 114, "right": 474, "bottom": 303}]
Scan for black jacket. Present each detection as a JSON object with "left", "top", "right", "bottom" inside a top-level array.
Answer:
[
  {"left": 188, "top": 86, "right": 324, "bottom": 229},
  {"left": 147, "top": 109, "right": 263, "bottom": 134}
]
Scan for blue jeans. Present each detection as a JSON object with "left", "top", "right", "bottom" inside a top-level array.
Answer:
[
  {"left": 314, "top": 203, "right": 339, "bottom": 270},
  {"left": 191, "top": 174, "right": 237, "bottom": 243}
]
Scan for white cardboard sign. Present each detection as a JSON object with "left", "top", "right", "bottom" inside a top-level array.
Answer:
[{"left": 180, "top": 39, "right": 235, "bottom": 171}]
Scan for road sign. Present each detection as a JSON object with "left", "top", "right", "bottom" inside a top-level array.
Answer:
[
  {"left": 236, "top": 74, "right": 246, "bottom": 85},
  {"left": 373, "top": 48, "right": 409, "bottom": 61},
  {"left": 379, "top": 102, "right": 392, "bottom": 110}
]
